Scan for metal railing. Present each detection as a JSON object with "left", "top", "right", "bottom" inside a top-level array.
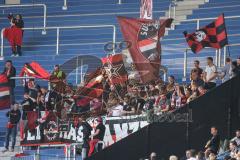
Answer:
[
  {"left": 181, "top": 15, "right": 240, "bottom": 80},
  {"left": 0, "top": 24, "right": 116, "bottom": 58},
  {"left": 0, "top": 4, "right": 47, "bottom": 34},
  {"left": 178, "top": 15, "right": 240, "bottom": 29},
  {"left": 62, "top": 0, "right": 122, "bottom": 9},
  {"left": 183, "top": 43, "right": 240, "bottom": 80}
]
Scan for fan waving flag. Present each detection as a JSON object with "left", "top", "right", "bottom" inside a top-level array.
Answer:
[
  {"left": 102, "top": 54, "right": 128, "bottom": 84},
  {"left": 183, "top": 14, "right": 228, "bottom": 53},
  {"left": 117, "top": 16, "right": 173, "bottom": 83},
  {"left": 19, "top": 61, "right": 50, "bottom": 80},
  {"left": 0, "top": 74, "right": 10, "bottom": 109}
]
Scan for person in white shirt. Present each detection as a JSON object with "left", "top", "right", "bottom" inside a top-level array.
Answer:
[
  {"left": 203, "top": 57, "right": 218, "bottom": 89},
  {"left": 186, "top": 149, "right": 197, "bottom": 160},
  {"left": 108, "top": 98, "right": 124, "bottom": 117}
]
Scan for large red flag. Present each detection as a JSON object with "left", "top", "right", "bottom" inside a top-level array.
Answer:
[
  {"left": 101, "top": 54, "right": 128, "bottom": 84},
  {"left": 117, "top": 17, "right": 173, "bottom": 83}
]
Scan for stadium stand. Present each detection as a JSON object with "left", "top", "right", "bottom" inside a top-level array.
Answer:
[{"left": 0, "top": 0, "right": 239, "bottom": 159}]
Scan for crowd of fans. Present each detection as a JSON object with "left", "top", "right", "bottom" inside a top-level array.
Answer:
[
  {"left": 106, "top": 56, "right": 240, "bottom": 117},
  {"left": 141, "top": 128, "right": 240, "bottom": 160},
  {"left": 1, "top": 55, "right": 240, "bottom": 157}
]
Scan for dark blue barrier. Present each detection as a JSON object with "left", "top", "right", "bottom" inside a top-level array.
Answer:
[{"left": 87, "top": 75, "right": 240, "bottom": 160}]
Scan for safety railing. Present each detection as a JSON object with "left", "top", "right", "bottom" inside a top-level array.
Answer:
[
  {"left": 0, "top": 24, "right": 116, "bottom": 58},
  {"left": 181, "top": 15, "right": 240, "bottom": 81},
  {"left": 63, "top": 0, "right": 123, "bottom": 9},
  {"left": 183, "top": 43, "right": 240, "bottom": 81},
  {"left": 177, "top": 15, "right": 240, "bottom": 30},
  {"left": 0, "top": 4, "right": 47, "bottom": 34}
]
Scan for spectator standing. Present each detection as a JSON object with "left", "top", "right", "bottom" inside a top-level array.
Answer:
[
  {"left": 2, "top": 104, "right": 21, "bottom": 152},
  {"left": 220, "top": 58, "right": 232, "bottom": 83},
  {"left": 203, "top": 57, "right": 218, "bottom": 89},
  {"left": 4, "top": 14, "right": 23, "bottom": 57},
  {"left": 191, "top": 60, "right": 203, "bottom": 80},
  {"left": 51, "top": 65, "right": 66, "bottom": 81},
  {"left": 150, "top": 152, "right": 157, "bottom": 160},
  {"left": 231, "top": 61, "right": 240, "bottom": 77},
  {"left": 167, "top": 75, "right": 175, "bottom": 93},
  {"left": 108, "top": 98, "right": 124, "bottom": 116},
  {"left": 229, "top": 141, "right": 239, "bottom": 158},
  {"left": 186, "top": 149, "right": 197, "bottom": 160},
  {"left": 196, "top": 151, "right": 205, "bottom": 160},
  {"left": 237, "top": 57, "right": 240, "bottom": 67},
  {"left": 155, "top": 85, "right": 171, "bottom": 113},
  {"left": 88, "top": 117, "right": 106, "bottom": 156},
  {"left": 2, "top": 60, "right": 16, "bottom": 105},
  {"left": 14, "top": 14, "right": 24, "bottom": 29},
  {"left": 171, "top": 85, "right": 187, "bottom": 109},
  {"left": 79, "top": 116, "right": 92, "bottom": 160},
  {"left": 205, "top": 126, "right": 221, "bottom": 156},
  {"left": 21, "top": 92, "right": 35, "bottom": 130},
  {"left": 231, "top": 129, "right": 240, "bottom": 146},
  {"left": 191, "top": 69, "right": 204, "bottom": 87}
]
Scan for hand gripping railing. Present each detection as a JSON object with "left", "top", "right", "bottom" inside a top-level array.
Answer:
[
  {"left": 0, "top": 4, "right": 47, "bottom": 34},
  {"left": 1, "top": 24, "right": 116, "bottom": 58}
]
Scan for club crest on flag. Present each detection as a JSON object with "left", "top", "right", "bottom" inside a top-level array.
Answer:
[
  {"left": 104, "top": 59, "right": 124, "bottom": 79},
  {"left": 138, "top": 22, "right": 160, "bottom": 62},
  {"left": 194, "top": 30, "right": 207, "bottom": 42},
  {"left": 44, "top": 120, "right": 58, "bottom": 141}
]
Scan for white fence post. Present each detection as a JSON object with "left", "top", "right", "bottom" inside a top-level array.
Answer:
[
  {"left": 76, "top": 56, "right": 79, "bottom": 85},
  {"left": 62, "top": 0, "right": 68, "bottom": 10},
  {"left": 183, "top": 49, "right": 188, "bottom": 82},
  {"left": 218, "top": 49, "right": 221, "bottom": 67},
  {"left": 223, "top": 46, "right": 227, "bottom": 66},
  {"left": 215, "top": 49, "right": 218, "bottom": 66},
  {"left": 42, "top": 4, "right": 47, "bottom": 35},
  {"left": 56, "top": 27, "right": 60, "bottom": 55},
  {"left": 1, "top": 29, "right": 4, "bottom": 59},
  {"left": 118, "top": 0, "right": 122, "bottom": 4}
]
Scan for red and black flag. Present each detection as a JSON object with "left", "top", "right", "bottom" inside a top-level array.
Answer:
[
  {"left": 0, "top": 74, "right": 10, "bottom": 109},
  {"left": 75, "top": 68, "right": 104, "bottom": 107},
  {"left": 117, "top": 16, "right": 173, "bottom": 83},
  {"left": 183, "top": 14, "right": 228, "bottom": 53},
  {"left": 102, "top": 54, "right": 128, "bottom": 84},
  {"left": 19, "top": 61, "right": 50, "bottom": 80}
]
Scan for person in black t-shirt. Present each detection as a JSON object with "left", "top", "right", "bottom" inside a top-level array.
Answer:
[
  {"left": 88, "top": 117, "right": 106, "bottom": 156},
  {"left": 21, "top": 92, "right": 35, "bottom": 120},
  {"left": 2, "top": 104, "right": 21, "bottom": 152},
  {"left": 20, "top": 92, "right": 35, "bottom": 132},
  {"left": 79, "top": 116, "right": 92, "bottom": 160},
  {"left": 205, "top": 126, "right": 221, "bottom": 157}
]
